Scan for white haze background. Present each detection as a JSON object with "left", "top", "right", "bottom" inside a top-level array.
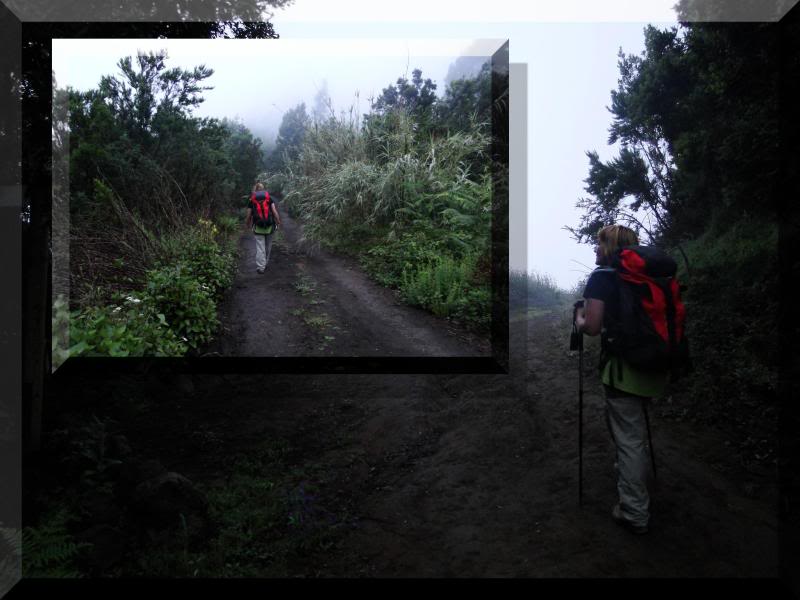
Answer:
[{"left": 53, "top": 1, "right": 679, "bottom": 290}]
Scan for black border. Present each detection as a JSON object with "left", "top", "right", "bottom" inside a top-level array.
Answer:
[
  {"left": 53, "top": 356, "right": 506, "bottom": 376},
  {"left": 778, "top": 2, "right": 800, "bottom": 597},
  {"left": 8, "top": 8, "right": 796, "bottom": 596},
  {"left": 0, "top": 1, "right": 22, "bottom": 593},
  {"left": 5, "top": 576, "right": 798, "bottom": 598}
]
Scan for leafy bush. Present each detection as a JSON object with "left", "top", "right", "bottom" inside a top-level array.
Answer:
[
  {"left": 143, "top": 264, "right": 218, "bottom": 349},
  {"left": 214, "top": 214, "right": 241, "bottom": 237},
  {"left": 158, "top": 223, "right": 237, "bottom": 298},
  {"left": 22, "top": 509, "right": 90, "bottom": 578},
  {"left": 448, "top": 286, "right": 491, "bottom": 329},
  {"left": 161, "top": 239, "right": 234, "bottom": 298},
  {"left": 361, "top": 232, "right": 445, "bottom": 287},
  {"left": 272, "top": 69, "right": 494, "bottom": 330},
  {"left": 400, "top": 253, "right": 489, "bottom": 327},
  {"left": 64, "top": 296, "right": 187, "bottom": 358},
  {"left": 54, "top": 217, "right": 237, "bottom": 360},
  {"left": 679, "top": 219, "right": 778, "bottom": 408}
]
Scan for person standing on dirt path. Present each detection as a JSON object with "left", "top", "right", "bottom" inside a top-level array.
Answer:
[
  {"left": 574, "top": 224, "right": 667, "bottom": 535},
  {"left": 245, "top": 182, "right": 282, "bottom": 274}
]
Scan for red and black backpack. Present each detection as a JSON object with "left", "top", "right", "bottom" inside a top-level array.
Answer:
[
  {"left": 600, "top": 245, "right": 691, "bottom": 377},
  {"left": 250, "top": 190, "right": 274, "bottom": 229}
]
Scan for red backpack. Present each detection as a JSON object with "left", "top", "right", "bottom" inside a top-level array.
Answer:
[
  {"left": 250, "top": 190, "right": 274, "bottom": 229},
  {"left": 601, "top": 245, "right": 691, "bottom": 377}
]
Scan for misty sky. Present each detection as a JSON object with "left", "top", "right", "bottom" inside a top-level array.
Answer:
[
  {"left": 52, "top": 3, "right": 680, "bottom": 291},
  {"left": 52, "top": 39, "right": 489, "bottom": 145}
]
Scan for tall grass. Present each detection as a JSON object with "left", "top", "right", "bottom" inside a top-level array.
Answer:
[
  {"left": 509, "top": 270, "right": 568, "bottom": 312},
  {"left": 281, "top": 107, "right": 490, "bottom": 248},
  {"left": 275, "top": 97, "right": 493, "bottom": 329}
]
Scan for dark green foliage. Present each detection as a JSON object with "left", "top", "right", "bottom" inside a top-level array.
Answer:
[
  {"left": 400, "top": 253, "right": 489, "bottom": 326},
  {"left": 370, "top": 68, "right": 438, "bottom": 119},
  {"left": 54, "top": 213, "right": 237, "bottom": 361},
  {"left": 274, "top": 66, "right": 495, "bottom": 331},
  {"left": 143, "top": 264, "right": 218, "bottom": 350},
  {"left": 158, "top": 222, "right": 237, "bottom": 299},
  {"left": 127, "top": 438, "right": 344, "bottom": 577},
  {"left": 56, "top": 50, "right": 257, "bottom": 358},
  {"left": 571, "top": 21, "right": 781, "bottom": 417},
  {"left": 362, "top": 232, "right": 447, "bottom": 288},
  {"left": 22, "top": 509, "right": 90, "bottom": 578},
  {"left": 571, "top": 23, "right": 779, "bottom": 246},
  {"left": 362, "top": 233, "right": 490, "bottom": 331},
  {"left": 222, "top": 118, "right": 265, "bottom": 197},
  {"left": 64, "top": 51, "right": 263, "bottom": 296},
  {"left": 678, "top": 221, "right": 778, "bottom": 406},
  {"left": 97, "top": 52, "right": 214, "bottom": 143},
  {"left": 437, "top": 61, "right": 492, "bottom": 134},
  {"left": 60, "top": 298, "right": 188, "bottom": 358}
]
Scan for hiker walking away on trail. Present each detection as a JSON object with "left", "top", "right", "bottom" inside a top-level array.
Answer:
[
  {"left": 574, "top": 224, "right": 687, "bottom": 535},
  {"left": 245, "top": 182, "right": 282, "bottom": 274}
]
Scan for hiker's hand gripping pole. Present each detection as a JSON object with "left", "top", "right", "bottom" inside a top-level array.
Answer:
[{"left": 571, "top": 300, "right": 585, "bottom": 506}]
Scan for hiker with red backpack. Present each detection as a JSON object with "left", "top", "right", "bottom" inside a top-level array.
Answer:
[
  {"left": 574, "top": 224, "right": 689, "bottom": 535},
  {"left": 245, "top": 182, "right": 282, "bottom": 274}
]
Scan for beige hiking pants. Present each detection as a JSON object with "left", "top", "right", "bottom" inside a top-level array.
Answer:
[
  {"left": 255, "top": 232, "right": 274, "bottom": 271},
  {"left": 605, "top": 394, "right": 651, "bottom": 527}
]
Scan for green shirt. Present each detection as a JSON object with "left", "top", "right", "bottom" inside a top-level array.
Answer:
[
  {"left": 253, "top": 222, "right": 274, "bottom": 235},
  {"left": 602, "top": 356, "right": 668, "bottom": 398}
]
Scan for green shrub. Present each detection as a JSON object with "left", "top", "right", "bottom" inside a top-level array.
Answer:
[
  {"left": 143, "top": 264, "right": 218, "bottom": 349},
  {"left": 66, "top": 296, "right": 187, "bottom": 357},
  {"left": 400, "top": 253, "right": 489, "bottom": 327},
  {"left": 55, "top": 219, "right": 236, "bottom": 360},
  {"left": 176, "top": 241, "right": 233, "bottom": 298},
  {"left": 214, "top": 214, "right": 240, "bottom": 237},
  {"left": 361, "top": 232, "right": 446, "bottom": 287},
  {"left": 158, "top": 227, "right": 236, "bottom": 298},
  {"left": 22, "top": 509, "right": 90, "bottom": 577},
  {"left": 448, "top": 285, "right": 491, "bottom": 329},
  {"left": 679, "top": 219, "right": 778, "bottom": 407}
]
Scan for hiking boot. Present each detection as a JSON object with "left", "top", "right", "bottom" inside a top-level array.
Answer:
[{"left": 612, "top": 504, "right": 648, "bottom": 535}]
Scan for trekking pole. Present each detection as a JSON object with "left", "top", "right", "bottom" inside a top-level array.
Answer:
[
  {"left": 571, "top": 301, "right": 584, "bottom": 506},
  {"left": 643, "top": 402, "right": 657, "bottom": 484},
  {"left": 578, "top": 332, "right": 584, "bottom": 506}
]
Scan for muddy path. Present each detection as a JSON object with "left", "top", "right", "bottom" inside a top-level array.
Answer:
[
  {"left": 102, "top": 218, "right": 780, "bottom": 579},
  {"left": 204, "top": 205, "right": 490, "bottom": 358},
  {"left": 105, "top": 317, "right": 780, "bottom": 579}
]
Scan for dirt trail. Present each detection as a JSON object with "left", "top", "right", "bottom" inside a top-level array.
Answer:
[
  {"left": 114, "top": 209, "right": 781, "bottom": 578},
  {"left": 205, "top": 207, "right": 490, "bottom": 358},
  {"left": 111, "top": 311, "right": 780, "bottom": 579}
]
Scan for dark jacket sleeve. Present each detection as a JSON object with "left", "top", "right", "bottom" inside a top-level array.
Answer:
[{"left": 583, "top": 269, "right": 614, "bottom": 302}]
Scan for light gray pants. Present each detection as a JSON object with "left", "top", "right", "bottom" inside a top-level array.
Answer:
[
  {"left": 605, "top": 394, "right": 651, "bottom": 527},
  {"left": 255, "top": 232, "right": 274, "bottom": 271}
]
